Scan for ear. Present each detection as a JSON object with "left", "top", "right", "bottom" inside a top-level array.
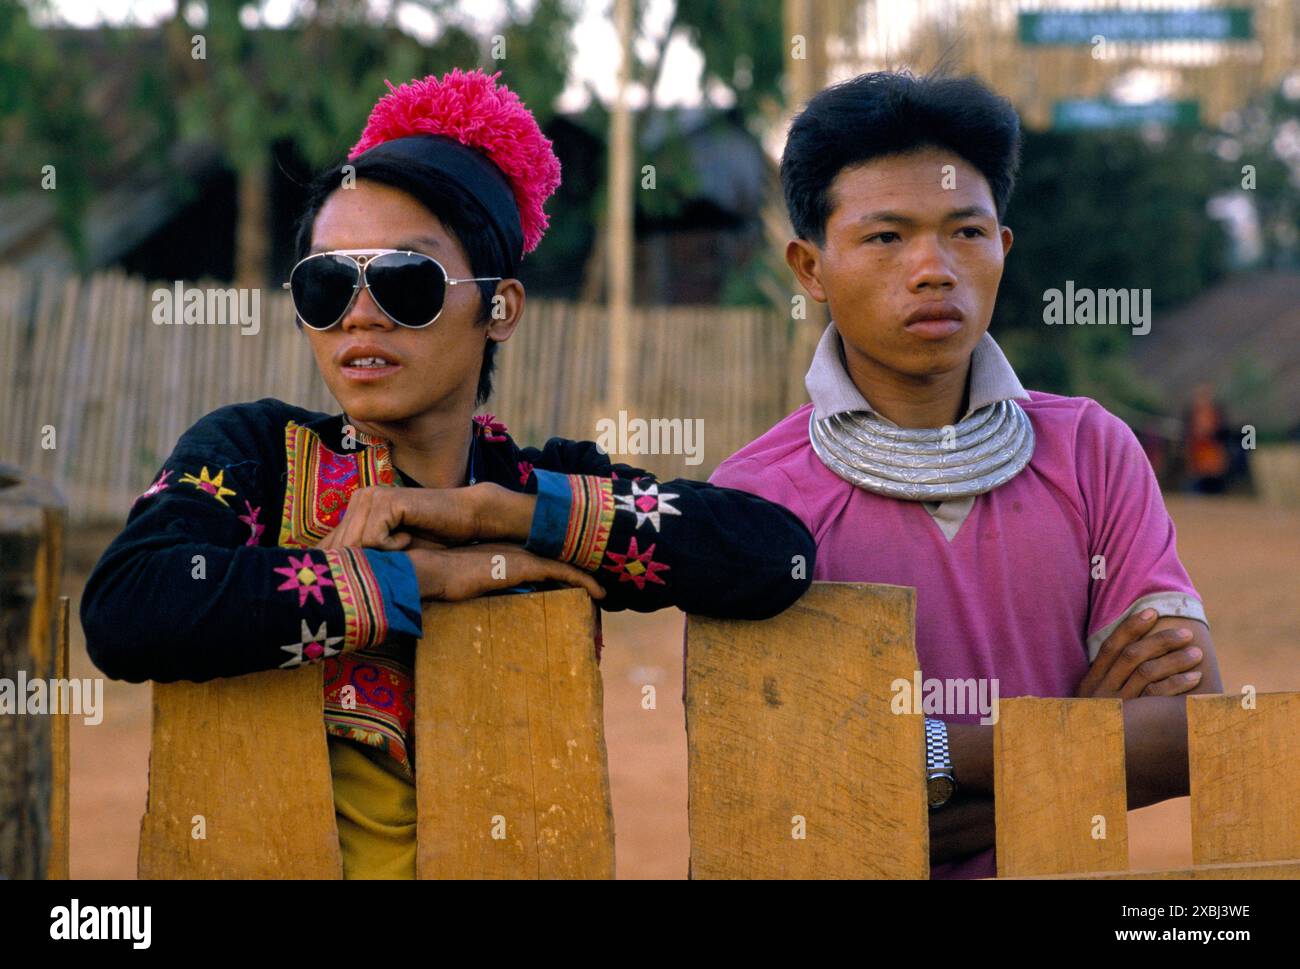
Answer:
[
  {"left": 1000, "top": 224, "right": 1014, "bottom": 258},
  {"left": 785, "top": 238, "right": 828, "bottom": 303},
  {"left": 484, "top": 279, "right": 524, "bottom": 343}
]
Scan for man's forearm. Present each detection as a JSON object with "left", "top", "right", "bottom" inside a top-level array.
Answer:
[
  {"left": 947, "top": 722, "right": 994, "bottom": 795},
  {"left": 945, "top": 696, "right": 1195, "bottom": 811},
  {"left": 930, "top": 792, "right": 995, "bottom": 865},
  {"left": 1123, "top": 696, "right": 1191, "bottom": 807}
]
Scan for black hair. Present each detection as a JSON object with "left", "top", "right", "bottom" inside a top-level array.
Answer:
[
  {"left": 780, "top": 69, "right": 1022, "bottom": 246},
  {"left": 291, "top": 158, "right": 514, "bottom": 405}
]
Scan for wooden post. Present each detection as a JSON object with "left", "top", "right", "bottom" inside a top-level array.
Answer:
[
  {"left": 0, "top": 463, "right": 64, "bottom": 880},
  {"left": 1188, "top": 691, "right": 1300, "bottom": 866},
  {"left": 414, "top": 588, "right": 614, "bottom": 879},
  {"left": 47, "top": 597, "right": 70, "bottom": 880},
  {"left": 138, "top": 666, "right": 343, "bottom": 879},
  {"left": 685, "top": 582, "right": 927, "bottom": 879},
  {"left": 605, "top": 0, "right": 634, "bottom": 417},
  {"left": 994, "top": 698, "right": 1129, "bottom": 877},
  {"left": 777, "top": 0, "right": 830, "bottom": 415}
]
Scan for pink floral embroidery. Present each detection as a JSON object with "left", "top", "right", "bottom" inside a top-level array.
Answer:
[
  {"left": 472, "top": 413, "right": 509, "bottom": 442},
  {"left": 517, "top": 460, "right": 534, "bottom": 486},
  {"left": 602, "top": 536, "right": 670, "bottom": 590},
  {"left": 134, "top": 469, "right": 172, "bottom": 506},
  {"left": 274, "top": 551, "right": 336, "bottom": 607},
  {"left": 239, "top": 500, "right": 265, "bottom": 546}
]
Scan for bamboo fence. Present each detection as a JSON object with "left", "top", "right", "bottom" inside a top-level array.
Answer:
[{"left": 0, "top": 268, "right": 798, "bottom": 523}]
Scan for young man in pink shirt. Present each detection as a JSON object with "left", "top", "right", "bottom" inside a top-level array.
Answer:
[{"left": 710, "top": 71, "right": 1224, "bottom": 879}]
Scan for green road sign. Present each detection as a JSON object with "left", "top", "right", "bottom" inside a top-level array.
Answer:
[
  {"left": 1020, "top": 8, "right": 1253, "bottom": 44},
  {"left": 1053, "top": 99, "right": 1201, "bottom": 130}
]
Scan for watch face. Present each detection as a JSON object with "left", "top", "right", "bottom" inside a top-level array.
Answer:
[{"left": 927, "top": 775, "right": 956, "bottom": 808}]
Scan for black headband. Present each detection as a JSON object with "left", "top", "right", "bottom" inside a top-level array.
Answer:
[{"left": 351, "top": 134, "right": 524, "bottom": 266}]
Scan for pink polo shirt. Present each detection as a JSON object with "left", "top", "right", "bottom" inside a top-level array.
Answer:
[{"left": 709, "top": 324, "right": 1207, "bottom": 880}]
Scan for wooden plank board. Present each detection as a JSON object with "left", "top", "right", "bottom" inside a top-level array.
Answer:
[
  {"left": 138, "top": 666, "right": 342, "bottom": 879},
  {"left": 685, "top": 581, "right": 926, "bottom": 879},
  {"left": 414, "top": 588, "right": 614, "bottom": 879},
  {"left": 995, "top": 698, "right": 1129, "bottom": 877},
  {"left": 1188, "top": 691, "right": 1300, "bottom": 866},
  {"left": 1005, "top": 858, "right": 1300, "bottom": 880},
  {"left": 0, "top": 474, "right": 63, "bottom": 880}
]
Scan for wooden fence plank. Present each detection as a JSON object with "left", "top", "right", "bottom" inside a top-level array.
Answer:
[
  {"left": 685, "top": 581, "right": 926, "bottom": 879},
  {"left": 0, "top": 471, "right": 64, "bottom": 880},
  {"left": 138, "top": 666, "right": 342, "bottom": 879},
  {"left": 1006, "top": 859, "right": 1300, "bottom": 880},
  {"left": 1188, "top": 691, "right": 1300, "bottom": 866},
  {"left": 414, "top": 588, "right": 614, "bottom": 879},
  {"left": 995, "top": 697, "right": 1129, "bottom": 877}
]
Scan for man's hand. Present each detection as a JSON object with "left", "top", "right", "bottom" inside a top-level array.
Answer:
[
  {"left": 405, "top": 543, "right": 605, "bottom": 602},
  {"left": 315, "top": 483, "right": 535, "bottom": 551},
  {"left": 1076, "top": 609, "right": 1206, "bottom": 699}
]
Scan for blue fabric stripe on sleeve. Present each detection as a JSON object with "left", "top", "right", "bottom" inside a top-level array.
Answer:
[
  {"left": 524, "top": 468, "right": 572, "bottom": 559},
  {"left": 362, "top": 549, "right": 423, "bottom": 639}
]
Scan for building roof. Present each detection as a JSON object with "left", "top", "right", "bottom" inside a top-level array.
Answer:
[{"left": 1132, "top": 271, "right": 1300, "bottom": 434}]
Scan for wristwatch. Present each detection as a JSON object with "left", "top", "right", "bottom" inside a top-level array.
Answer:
[{"left": 925, "top": 717, "right": 957, "bottom": 810}]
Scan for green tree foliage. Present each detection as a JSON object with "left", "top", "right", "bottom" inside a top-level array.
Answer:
[
  {"left": 2, "top": 0, "right": 574, "bottom": 279},
  {"left": 1205, "top": 81, "right": 1300, "bottom": 269},
  {"left": 0, "top": 0, "right": 112, "bottom": 265},
  {"left": 674, "top": 0, "right": 784, "bottom": 119},
  {"left": 995, "top": 126, "right": 1230, "bottom": 412},
  {"left": 492, "top": 0, "right": 573, "bottom": 128}
]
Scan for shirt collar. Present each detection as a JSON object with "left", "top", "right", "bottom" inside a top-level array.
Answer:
[{"left": 804, "top": 321, "right": 1030, "bottom": 424}]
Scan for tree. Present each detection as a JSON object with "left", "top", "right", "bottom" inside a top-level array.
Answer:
[
  {"left": 0, "top": 0, "right": 112, "bottom": 268},
  {"left": 2, "top": 0, "right": 574, "bottom": 284}
]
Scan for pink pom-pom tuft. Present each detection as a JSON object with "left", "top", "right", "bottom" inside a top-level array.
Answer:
[{"left": 348, "top": 69, "right": 562, "bottom": 255}]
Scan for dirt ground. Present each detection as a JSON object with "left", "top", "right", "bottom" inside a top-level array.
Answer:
[{"left": 64, "top": 494, "right": 1299, "bottom": 879}]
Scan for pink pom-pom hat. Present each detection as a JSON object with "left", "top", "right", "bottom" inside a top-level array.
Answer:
[{"left": 348, "top": 69, "right": 561, "bottom": 257}]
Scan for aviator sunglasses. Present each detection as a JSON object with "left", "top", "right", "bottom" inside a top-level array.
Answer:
[{"left": 282, "top": 249, "right": 502, "bottom": 330}]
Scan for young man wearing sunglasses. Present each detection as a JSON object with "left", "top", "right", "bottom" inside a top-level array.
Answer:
[
  {"left": 81, "top": 69, "right": 816, "bottom": 879},
  {"left": 709, "top": 70, "right": 1223, "bottom": 879}
]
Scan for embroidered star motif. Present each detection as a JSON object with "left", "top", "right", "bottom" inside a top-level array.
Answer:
[
  {"left": 603, "top": 536, "right": 670, "bottom": 590},
  {"left": 614, "top": 481, "right": 682, "bottom": 531},
  {"left": 273, "top": 551, "right": 335, "bottom": 607},
  {"left": 280, "top": 619, "right": 343, "bottom": 668},
  {"left": 134, "top": 469, "right": 172, "bottom": 505},
  {"left": 178, "top": 466, "right": 237, "bottom": 506},
  {"left": 239, "top": 500, "right": 264, "bottom": 546}
]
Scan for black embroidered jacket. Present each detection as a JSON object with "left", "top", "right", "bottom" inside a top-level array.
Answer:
[{"left": 80, "top": 397, "right": 815, "bottom": 773}]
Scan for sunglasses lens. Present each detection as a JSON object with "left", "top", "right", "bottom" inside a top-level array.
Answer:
[
  {"left": 291, "top": 255, "right": 358, "bottom": 329},
  {"left": 367, "top": 252, "right": 446, "bottom": 327}
]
